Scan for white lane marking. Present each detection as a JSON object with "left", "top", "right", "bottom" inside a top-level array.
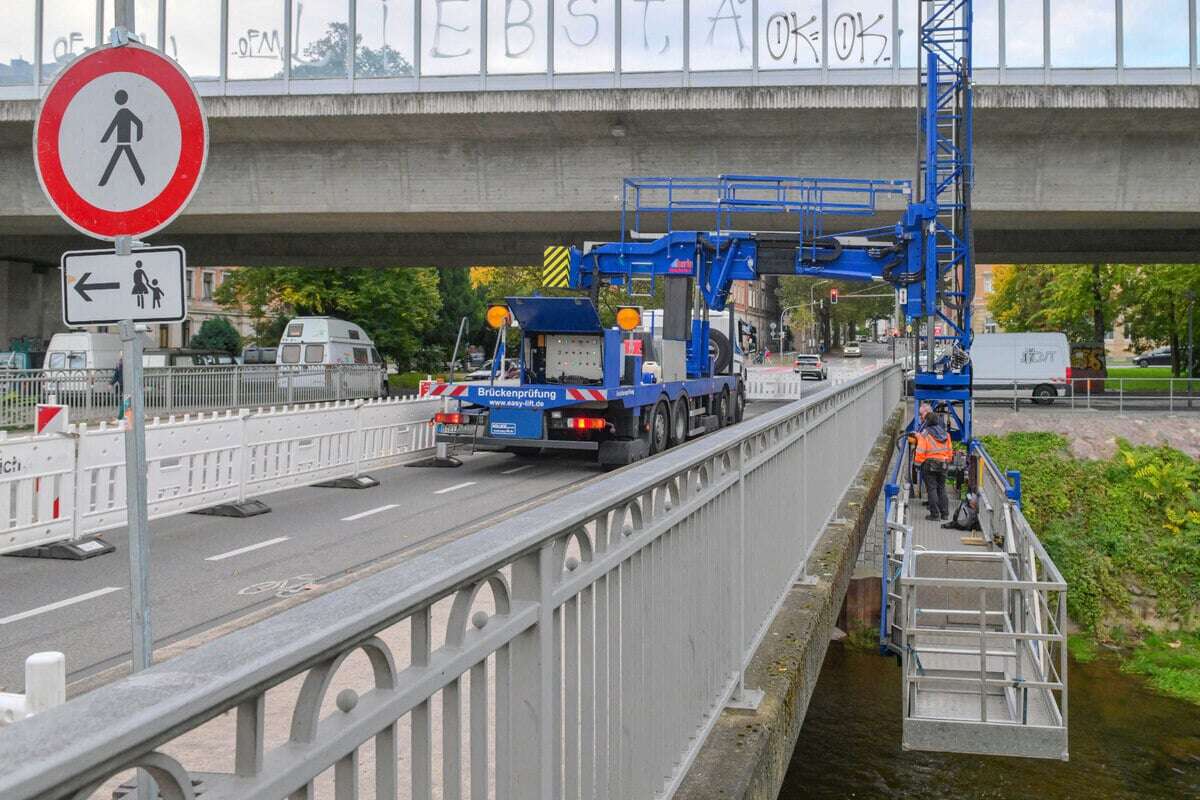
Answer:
[
  {"left": 341, "top": 504, "right": 399, "bottom": 522},
  {"left": 434, "top": 481, "right": 477, "bottom": 495},
  {"left": 501, "top": 464, "right": 534, "bottom": 475},
  {"left": 205, "top": 537, "right": 291, "bottom": 562},
  {"left": 0, "top": 586, "right": 123, "bottom": 626}
]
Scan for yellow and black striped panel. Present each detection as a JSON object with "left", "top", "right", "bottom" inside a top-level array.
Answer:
[{"left": 542, "top": 246, "right": 571, "bottom": 288}]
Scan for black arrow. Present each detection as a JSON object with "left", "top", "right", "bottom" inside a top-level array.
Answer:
[{"left": 73, "top": 272, "right": 121, "bottom": 302}]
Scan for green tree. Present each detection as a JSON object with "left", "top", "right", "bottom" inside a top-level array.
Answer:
[
  {"left": 776, "top": 277, "right": 893, "bottom": 351},
  {"left": 1119, "top": 265, "right": 1200, "bottom": 375},
  {"left": 216, "top": 267, "right": 442, "bottom": 368},
  {"left": 989, "top": 264, "right": 1122, "bottom": 343},
  {"left": 188, "top": 318, "right": 243, "bottom": 355}
]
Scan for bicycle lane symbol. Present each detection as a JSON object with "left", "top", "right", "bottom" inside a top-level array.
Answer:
[{"left": 238, "top": 574, "right": 319, "bottom": 599}]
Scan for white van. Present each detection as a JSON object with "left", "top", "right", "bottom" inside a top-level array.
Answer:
[
  {"left": 43, "top": 331, "right": 151, "bottom": 399},
  {"left": 970, "top": 332, "right": 1070, "bottom": 404},
  {"left": 276, "top": 317, "right": 388, "bottom": 396}
]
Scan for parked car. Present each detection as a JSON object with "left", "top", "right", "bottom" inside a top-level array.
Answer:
[
  {"left": 843, "top": 342, "right": 862, "bottom": 358},
  {"left": 793, "top": 354, "right": 828, "bottom": 381},
  {"left": 241, "top": 345, "right": 278, "bottom": 365},
  {"left": 1133, "top": 346, "right": 1172, "bottom": 368},
  {"left": 465, "top": 358, "right": 520, "bottom": 382}
]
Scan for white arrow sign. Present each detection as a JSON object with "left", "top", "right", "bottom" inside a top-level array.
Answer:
[{"left": 60, "top": 246, "right": 187, "bottom": 327}]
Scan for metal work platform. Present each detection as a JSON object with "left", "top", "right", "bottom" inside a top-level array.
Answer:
[{"left": 882, "top": 443, "right": 1069, "bottom": 761}]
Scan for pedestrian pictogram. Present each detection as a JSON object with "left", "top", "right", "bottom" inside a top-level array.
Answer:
[
  {"left": 33, "top": 41, "right": 208, "bottom": 241},
  {"left": 99, "top": 90, "right": 146, "bottom": 187},
  {"left": 60, "top": 246, "right": 186, "bottom": 326}
]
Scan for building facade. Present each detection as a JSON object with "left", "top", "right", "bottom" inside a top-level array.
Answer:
[
  {"left": 728, "top": 277, "right": 778, "bottom": 352},
  {"left": 146, "top": 267, "right": 255, "bottom": 349}
]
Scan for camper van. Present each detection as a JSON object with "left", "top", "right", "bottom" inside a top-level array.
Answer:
[
  {"left": 970, "top": 332, "right": 1071, "bottom": 404},
  {"left": 276, "top": 317, "right": 388, "bottom": 397}
]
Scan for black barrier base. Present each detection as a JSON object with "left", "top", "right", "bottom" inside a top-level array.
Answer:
[
  {"left": 312, "top": 475, "right": 380, "bottom": 489},
  {"left": 4, "top": 537, "right": 115, "bottom": 560},
  {"left": 406, "top": 456, "right": 463, "bottom": 468},
  {"left": 191, "top": 499, "right": 272, "bottom": 518}
]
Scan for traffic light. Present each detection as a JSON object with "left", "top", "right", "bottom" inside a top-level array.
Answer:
[{"left": 830, "top": 287, "right": 839, "bottom": 305}]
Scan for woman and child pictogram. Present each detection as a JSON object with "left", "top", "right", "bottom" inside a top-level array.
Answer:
[{"left": 131, "top": 261, "right": 165, "bottom": 309}]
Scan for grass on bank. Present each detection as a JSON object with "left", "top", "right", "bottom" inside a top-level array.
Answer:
[
  {"left": 1104, "top": 366, "right": 1192, "bottom": 393},
  {"left": 981, "top": 431, "right": 1200, "bottom": 704}
]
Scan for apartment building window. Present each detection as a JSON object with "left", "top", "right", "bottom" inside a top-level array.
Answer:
[
  {"left": 202, "top": 271, "right": 214, "bottom": 300},
  {"left": 984, "top": 277, "right": 994, "bottom": 293},
  {"left": 159, "top": 327, "right": 170, "bottom": 347},
  {"left": 186, "top": 269, "right": 194, "bottom": 299}
]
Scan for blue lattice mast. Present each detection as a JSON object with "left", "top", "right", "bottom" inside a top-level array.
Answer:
[{"left": 914, "top": 0, "right": 975, "bottom": 441}]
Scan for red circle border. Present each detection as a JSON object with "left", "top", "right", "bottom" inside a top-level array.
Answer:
[{"left": 34, "top": 44, "right": 207, "bottom": 240}]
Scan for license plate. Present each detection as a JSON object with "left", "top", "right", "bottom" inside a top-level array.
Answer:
[{"left": 437, "top": 424, "right": 466, "bottom": 434}]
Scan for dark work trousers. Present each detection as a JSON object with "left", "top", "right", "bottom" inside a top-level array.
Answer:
[{"left": 923, "top": 463, "right": 949, "bottom": 518}]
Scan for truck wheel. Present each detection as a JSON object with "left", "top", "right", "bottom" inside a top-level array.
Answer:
[
  {"left": 715, "top": 388, "right": 730, "bottom": 428},
  {"left": 642, "top": 401, "right": 670, "bottom": 455},
  {"left": 1033, "top": 385, "right": 1056, "bottom": 405},
  {"left": 708, "top": 330, "right": 733, "bottom": 374},
  {"left": 670, "top": 396, "right": 689, "bottom": 446},
  {"left": 734, "top": 383, "right": 746, "bottom": 422}
]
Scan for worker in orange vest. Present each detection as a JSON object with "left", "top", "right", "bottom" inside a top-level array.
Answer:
[{"left": 910, "top": 412, "right": 954, "bottom": 520}]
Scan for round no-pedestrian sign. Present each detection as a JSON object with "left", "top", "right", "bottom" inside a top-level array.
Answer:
[{"left": 33, "top": 41, "right": 208, "bottom": 241}]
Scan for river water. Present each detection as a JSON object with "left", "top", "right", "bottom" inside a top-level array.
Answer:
[{"left": 782, "top": 642, "right": 1200, "bottom": 799}]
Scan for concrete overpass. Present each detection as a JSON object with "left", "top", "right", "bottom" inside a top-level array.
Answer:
[{"left": 3, "top": 83, "right": 1200, "bottom": 272}]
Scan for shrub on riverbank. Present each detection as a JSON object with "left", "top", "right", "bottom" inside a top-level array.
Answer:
[{"left": 980, "top": 432, "right": 1200, "bottom": 703}]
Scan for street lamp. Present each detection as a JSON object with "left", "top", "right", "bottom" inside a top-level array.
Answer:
[{"left": 778, "top": 303, "right": 806, "bottom": 357}]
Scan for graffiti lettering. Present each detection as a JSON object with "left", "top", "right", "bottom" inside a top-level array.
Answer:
[
  {"left": 707, "top": 0, "right": 748, "bottom": 51},
  {"left": 764, "top": 12, "right": 819, "bottom": 65},
  {"left": 832, "top": 12, "right": 889, "bottom": 65},
  {"left": 432, "top": 0, "right": 473, "bottom": 59},
  {"left": 505, "top": 0, "right": 536, "bottom": 57},
  {"left": 633, "top": 0, "right": 671, "bottom": 54},
  {"left": 563, "top": 0, "right": 601, "bottom": 48},
  {"left": 234, "top": 28, "right": 284, "bottom": 60},
  {"left": 52, "top": 33, "right": 85, "bottom": 63}
]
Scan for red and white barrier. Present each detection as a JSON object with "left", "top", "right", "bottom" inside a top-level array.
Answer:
[{"left": 0, "top": 396, "right": 440, "bottom": 556}]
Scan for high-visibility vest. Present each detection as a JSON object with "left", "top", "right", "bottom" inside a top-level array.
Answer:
[{"left": 914, "top": 431, "right": 953, "bottom": 465}]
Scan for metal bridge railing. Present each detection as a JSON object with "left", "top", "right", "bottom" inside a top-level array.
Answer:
[
  {"left": 0, "top": 366, "right": 902, "bottom": 800},
  {"left": 0, "top": 364, "right": 388, "bottom": 429}
]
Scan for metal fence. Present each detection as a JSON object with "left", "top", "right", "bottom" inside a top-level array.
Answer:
[
  {"left": 0, "top": 365, "right": 902, "bottom": 800},
  {"left": 0, "top": 364, "right": 387, "bottom": 429}
]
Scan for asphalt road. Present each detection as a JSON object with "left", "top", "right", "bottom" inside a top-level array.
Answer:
[{"left": 0, "top": 395, "right": 826, "bottom": 691}]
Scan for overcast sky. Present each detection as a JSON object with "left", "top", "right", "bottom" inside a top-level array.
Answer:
[{"left": 1, "top": 1, "right": 1194, "bottom": 84}]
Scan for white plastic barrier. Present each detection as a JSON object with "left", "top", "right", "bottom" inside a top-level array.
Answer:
[
  {"left": 0, "top": 396, "right": 440, "bottom": 554},
  {"left": 0, "top": 433, "right": 76, "bottom": 554},
  {"left": 75, "top": 410, "right": 247, "bottom": 535}
]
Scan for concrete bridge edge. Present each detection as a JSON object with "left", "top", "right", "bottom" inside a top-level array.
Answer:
[{"left": 675, "top": 403, "right": 904, "bottom": 800}]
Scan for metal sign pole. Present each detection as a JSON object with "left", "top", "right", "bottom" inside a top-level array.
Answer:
[
  {"left": 119, "top": 319, "right": 152, "bottom": 671},
  {"left": 119, "top": 316, "right": 155, "bottom": 800}
]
